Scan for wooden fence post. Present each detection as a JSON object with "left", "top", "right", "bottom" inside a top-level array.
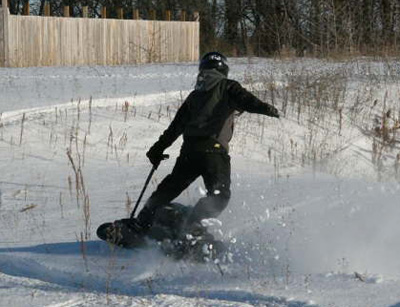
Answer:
[
  {"left": 133, "top": 9, "right": 139, "bottom": 20},
  {"left": 23, "top": 1, "right": 29, "bottom": 15},
  {"left": 63, "top": 6, "right": 69, "bottom": 17},
  {"left": 44, "top": 1, "right": 50, "bottom": 16},
  {"left": 101, "top": 6, "right": 106, "bottom": 18},
  {"left": 82, "top": 6, "right": 88, "bottom": 18},
  {"left": 117, "top": 7, "right": 123, "bottom": 19},
  {"left": 180, "top": 10, "right": 186, "bottom": 21},
  {"left": 0, "top": 1, "right": 9, "bottom": 67},
  {"left": 165, "top": 10, "right": 171, "bottom": 21}
]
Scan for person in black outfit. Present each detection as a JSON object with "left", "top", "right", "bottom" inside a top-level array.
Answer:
[{"left": 136, "top": 52, "right": 280, "bottom": 234}]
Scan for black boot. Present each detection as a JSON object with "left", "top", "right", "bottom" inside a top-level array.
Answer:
[{"left": 97, "top": 218, "right": 147, "bottom": 248}]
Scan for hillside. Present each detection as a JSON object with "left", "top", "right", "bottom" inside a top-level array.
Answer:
[{"left": 1, "top": 58, "right": 400, "bottom": 306}]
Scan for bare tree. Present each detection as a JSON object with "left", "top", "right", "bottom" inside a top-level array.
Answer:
[{"left": 7, "top": 0, "right": 400, "bottom": 57}]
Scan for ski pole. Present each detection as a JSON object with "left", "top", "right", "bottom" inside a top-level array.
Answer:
[
  {"left": 130, "top": 154, "right": 169, "bottom": 219},
  {"left": 130, "top": 166, "right": 157, "bottom": 219}
]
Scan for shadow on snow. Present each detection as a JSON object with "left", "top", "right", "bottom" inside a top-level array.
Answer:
[
  {"left": 0, "top": 240, "right": 314, "bottom": 306},
  {"left": 0, "top": 240, "right": 115, "bottom": 257}
]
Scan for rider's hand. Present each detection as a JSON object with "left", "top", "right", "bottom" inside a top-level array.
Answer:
[{"left": 146, "top": 145, "right": 169, "bottom": 168}]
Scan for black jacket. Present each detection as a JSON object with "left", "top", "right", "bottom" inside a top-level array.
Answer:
[{"left": 151, "top": 69, "right": 279, "bottom": 153}]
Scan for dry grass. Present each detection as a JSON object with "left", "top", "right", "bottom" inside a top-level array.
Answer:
[{"left": 236, "top": 57, "right": 400, "bottom": 181}]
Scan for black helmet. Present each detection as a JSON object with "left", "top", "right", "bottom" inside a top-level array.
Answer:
[{"left": 199, "top": 52, "right": 229, "bottom": 76}]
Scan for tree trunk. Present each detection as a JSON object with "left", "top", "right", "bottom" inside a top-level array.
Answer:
[
  {"left": 381, "top": 0, "right": 394, "bottom": 46},
  {"left": 225, "top": 0, "right": 241, "bottom": 55}
]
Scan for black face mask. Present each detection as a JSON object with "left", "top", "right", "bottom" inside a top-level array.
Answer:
[{"left": 195, "top": 69, "right": 227, "bottom": 91}]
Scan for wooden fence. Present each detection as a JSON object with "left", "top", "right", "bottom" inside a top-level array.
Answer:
[{"left": 0, "top": 4, "right": 199, "bottom": 67}]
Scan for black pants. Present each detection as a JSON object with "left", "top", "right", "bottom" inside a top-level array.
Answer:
[{"left": 138, "top": 151, "right": 231, "bottom": 227}]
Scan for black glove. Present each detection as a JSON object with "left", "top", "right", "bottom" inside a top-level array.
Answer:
[{"left": 146, "top": 144, "right": 169, "bottom": 168}]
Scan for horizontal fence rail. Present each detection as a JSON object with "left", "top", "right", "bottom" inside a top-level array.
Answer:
[{"left": 0, "top": 5, "right": 200, "bottom": 67}]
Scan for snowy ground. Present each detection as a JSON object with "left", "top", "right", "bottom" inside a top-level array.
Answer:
[{"left": 1, "top": 58, "right": 400, "bottom": 306}]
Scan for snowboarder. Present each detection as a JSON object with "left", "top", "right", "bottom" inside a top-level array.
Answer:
[{"left": 134, "top": 51, "right": 280, "bottom": 236}]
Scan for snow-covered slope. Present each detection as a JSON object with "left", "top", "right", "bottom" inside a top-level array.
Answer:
[{"left": 1, "top": 58, "right": 400, "bottom": 306}]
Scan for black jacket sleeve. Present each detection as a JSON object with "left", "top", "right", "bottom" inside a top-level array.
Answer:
[
  {"left": 150, "top": 96, "right": 191, "bottom": 151},
  {"left": 227, "top": 80, "right": 279, "bottom": 117}
]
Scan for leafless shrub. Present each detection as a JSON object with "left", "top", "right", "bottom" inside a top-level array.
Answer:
[
  {"left": 106, "top": 125, "right": 114, "bottom": 160},
  {"left": 59, "top": 192, "right": 64, "bottom": 219},
  {"left": 67, "top": 128, "right": 91, "bottom": 240},
  {"left": 395, "top": 153, "right": 400, "bottom": 181},
  {"left": 88, "top": 97, "right": 93, "bottom": 133},
  {"left": 125, "top": 192, "right": 132, "bottom": 217},
  {"left": 122, "top": 101, "right": 129, "bottom": 122},
  {"left": 19, "top": 113, "right": 26, "bottom": 146},
  {"left": 119, "top": 131, "right": 128, "bottom": 149}
]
